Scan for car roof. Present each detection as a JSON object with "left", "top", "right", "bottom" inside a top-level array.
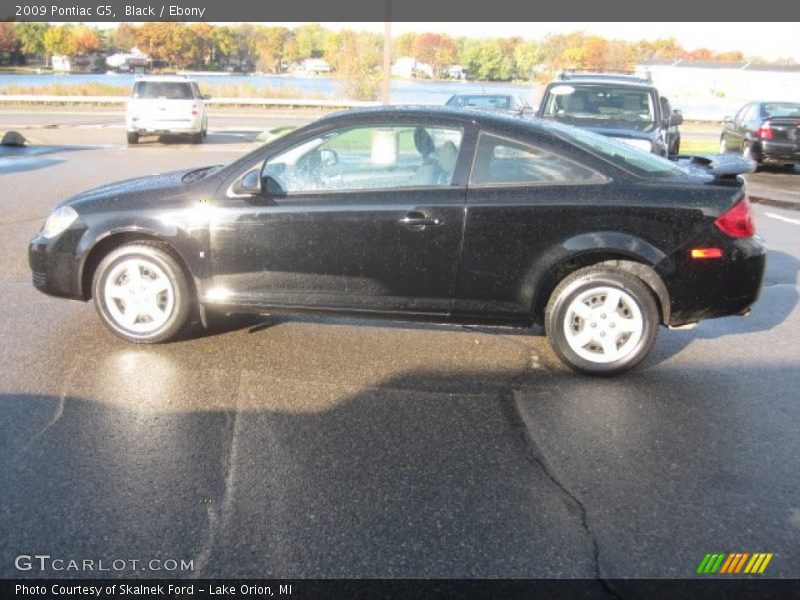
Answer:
[
  {"left": 133, "top": 76, "right": 197, "bottom": 83},
  {"left": 546, "top": 79, "right": 656, "bottom": 91},
  {"left": 314, "top": 105, "right": 547, "bottom": 133}
]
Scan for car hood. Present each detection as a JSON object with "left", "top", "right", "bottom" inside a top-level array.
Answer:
[
  {"left": 57, "top": 168, "right": 204, "bottom": 213},
  {"left": 580, "top": 126, "right": 658, "bottom": 140}
]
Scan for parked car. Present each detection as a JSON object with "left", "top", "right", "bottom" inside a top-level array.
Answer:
[
  {"left": 720, "top": 101, "right": 800, "bottom": 167},
  {"left": 445, "top": 93, "right": 533, "bottom": 116},
  {"left": 537, "top": 72, "right": 683, "bottom": 156},
  {"left": 30, "top": 107, "right": 764, "bottom": 375},
  {"left": 125, "top": 75, "right": 209, "bottom": 145}
]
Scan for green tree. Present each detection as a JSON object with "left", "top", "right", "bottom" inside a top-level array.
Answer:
[
  {"left": 16, "top": 23, "right": 48, "bottom": 57},
  {"left": 210, "top": 26, "right": 238, "bottom": 62},
  {"left": 513, "top": 40, "right": 542, "bottom": 79},
  {"left": 463, "top": 39, "right": 514, "bottom": 81},
  {"left": 294, "top": 23, "right": 326, "bottom": 59}
]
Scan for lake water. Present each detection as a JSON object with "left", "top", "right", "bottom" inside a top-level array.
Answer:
[{"left": 0, "top": 72, "right": 536, "bottom": 105}]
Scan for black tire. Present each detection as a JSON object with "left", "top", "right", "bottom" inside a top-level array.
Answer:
[
  {"left": 191, "top": 132, "right": 203, "bottom": 144},
  {"left": 92, "top": 242, "right": 193, "bottom": 343},
  {"left": 127, "top": 132, "right": 139, "bottom": 145},
  {"left": 545, "top": 267, "right": 659, "bottom": 376}
]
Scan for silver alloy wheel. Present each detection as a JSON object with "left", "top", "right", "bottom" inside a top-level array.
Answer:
[
  {"left": 562, "top": 286, "right": 644, "bottom": 364},
  {"left": 103, "top": 257, "right": 175, "bottom": 334}
]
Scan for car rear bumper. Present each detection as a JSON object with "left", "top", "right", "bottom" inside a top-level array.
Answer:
[
  {"left": 661, "top": 234, "right": 766, "bottom": 326},
  {"left": 127, "top": 118, "right": 202, "bottom": 135},
  {"left": 757, "top": 141, "right": 800, "bottom": 163}
]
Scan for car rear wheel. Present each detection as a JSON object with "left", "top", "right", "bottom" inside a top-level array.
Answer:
[
  {"left": 127, "top": 132, "right": 139, "bottom": 145},
  {"left": 92, "top": 243, "right": 192, "bottom": 343},
  {"left": 545, "top": 267, "right": 659, "bottom": 375},
  {"left": 191, "top": 133, "right": 203, "bottom": 144}
]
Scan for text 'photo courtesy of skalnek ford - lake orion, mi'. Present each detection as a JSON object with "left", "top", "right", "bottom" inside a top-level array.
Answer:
[{"left": 1, "top": 14, "right": 799, "bottom": 599}]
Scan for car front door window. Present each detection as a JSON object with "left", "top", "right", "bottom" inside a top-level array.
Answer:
[{"left": 261, "top": 125, "right": 463, "bottom": 195}]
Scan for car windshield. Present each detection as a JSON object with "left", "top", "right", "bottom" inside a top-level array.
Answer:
[
  {"left": 762, "top": 102, "right": 800, "bottom": 118},
  {"left": 132, "top": 81, "right": 193, "bottom": 99},
  {"left": 550, "top": 123, "right": 685, "bottom": 178},
  {"left": 447, "top": 95, "right": 512, "bottom": 110},
  {"left": 541, "top": 85, "right": 657, "bottom": 130}
]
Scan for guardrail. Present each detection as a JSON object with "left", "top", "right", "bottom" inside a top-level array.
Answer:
[{"left": 0, "top": 94, "right": 381, "bottom": 108}]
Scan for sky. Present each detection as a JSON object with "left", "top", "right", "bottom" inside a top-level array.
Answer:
[{"left": 286, "top": 22, "right": 800, "bottom": 62}]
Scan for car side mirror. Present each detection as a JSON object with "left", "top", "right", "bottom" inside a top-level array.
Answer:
[
  {"left": 231, "top": 168, "right": 262, "bottom": 196},
  {"left": 722, "top": 115, "right": 733, "bottom": 124},
  {"left": 202, "top": 94, "right": 211, "bottom": 100},
  {"left": 669, "top": 110, "right": 683, "bottom": 127}
]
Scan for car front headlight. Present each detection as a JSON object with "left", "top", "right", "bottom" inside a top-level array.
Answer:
[
  {"left": 611, "top": 137, "right": 652, "bottom": 153},
  {"left": 41, "top": 206, "right": 79, "bottom": 239}
]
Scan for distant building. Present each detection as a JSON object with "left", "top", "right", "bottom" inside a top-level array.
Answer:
[
  {"left": 51, "top": 55, "right": 71, "bottom": 72},
  {"left": 636, "top": 59, "right": 800, "bottom": 119},
  {"left": 300, "top": 58, "right": 331, "bottom": 75},
  {"left": 106, "top": 47, "right": 149, "bottom": 72},
  {"left": 391, "top": 56, "right": 434, "bottom": 79}
]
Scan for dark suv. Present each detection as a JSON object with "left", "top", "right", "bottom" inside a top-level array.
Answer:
[{"left": 537, "top": 72, "right": 683, "bottom": 156}]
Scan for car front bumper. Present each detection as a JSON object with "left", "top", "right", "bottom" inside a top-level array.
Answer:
[{"left": 29, "top": 229, "right": 86, "bottom": 300}]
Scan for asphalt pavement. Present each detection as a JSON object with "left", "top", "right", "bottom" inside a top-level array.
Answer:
[{"left": 1, "top": 112, "right": 799, "bottom": 585}]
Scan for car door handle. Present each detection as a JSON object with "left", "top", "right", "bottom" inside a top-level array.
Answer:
[{"left": 399, "top": 212, "right": 443, "bottom": 229}]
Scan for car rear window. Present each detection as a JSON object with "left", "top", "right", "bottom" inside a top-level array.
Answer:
[
  {"left": 132, "top": 82, "right": 194, "bottom": 100},
  {"left": 762, "top": 103, "right": 800, "bottom": 119},
  {"left": 550, "top": 123, "right": 684, "bottom": 178},
  {"left": 448, "top": 95, "right": 512, "bottom": 110}
]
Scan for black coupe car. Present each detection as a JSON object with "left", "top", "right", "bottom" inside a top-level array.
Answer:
[
  {"left": 29, "top": 107, "right": 765, "bottom": 375},
  {"left": 720, "top": 101, "right": 800, "bottom": 167}
]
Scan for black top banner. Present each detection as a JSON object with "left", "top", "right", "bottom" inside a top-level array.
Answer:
[{"left": 2, "top": 0, "right": 799, "bottom": 22}]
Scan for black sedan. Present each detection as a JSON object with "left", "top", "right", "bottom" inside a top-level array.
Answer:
[
  {"left": 720, "top": 101, "right": 800, "bottom": 167},
  {"left": 445, "top": 93, "right": 532, "bottom": 116},
  {"left": 29, "top": 107, "right": 765, "bottom": 375}
]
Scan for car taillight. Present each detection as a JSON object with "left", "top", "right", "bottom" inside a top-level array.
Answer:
[
  {"left": 715, "top": 196, "right": 755, "bottom": 238},
  {"left": 754, "top": 122, "right": 773, "bottom": 140},
  {"left": 191, "top": 104, "right": 198, "bottom": 116}
]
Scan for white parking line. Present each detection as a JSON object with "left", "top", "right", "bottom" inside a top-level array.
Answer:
[{"left": 764, "top": 211, "right": 800, "bottom": 226}]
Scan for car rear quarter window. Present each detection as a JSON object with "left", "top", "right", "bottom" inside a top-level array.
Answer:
[
  {"left": 470, "top": 134, "right": 604, "bottom": 186},
  {"left": 132, "top": 82, "right": 193, "bottom": 100}
]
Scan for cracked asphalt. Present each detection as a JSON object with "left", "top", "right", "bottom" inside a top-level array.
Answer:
[{"left": 1, "top": 113, "right": 799, "bottom": 583}]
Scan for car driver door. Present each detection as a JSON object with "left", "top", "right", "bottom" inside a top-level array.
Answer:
[{"left": 209, "top": 119, "right": 472, "bottom": 315}]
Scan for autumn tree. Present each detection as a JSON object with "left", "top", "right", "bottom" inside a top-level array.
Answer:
[
  {"left": 412, "top": 33, "right": 457, "bottom": 77},
  {"left": 393, "top": 32, "right": 417, "bottom": 58},
  {"left": 326, "top": 30, "right": 383, "bottom": 100},
  {"left": 210, "top": 26, "right": 238, "bottom": 63},
  {"left": 190, "top": 23, "right": 216, "bottom": 65},
  {"left": 254, "top": 26, "right": 290, "bottom": 73},
  {"left": 513, "top": 40, "right": 543, "bottom": 79},
  {"left": 72, "top": 25, "right": 100, "bottom": 55},
  {"left": 111, "top": 23, "right": 137, "bottom": 52},
  {"left": 0, "top": 22, "right": 17, "bottom": 60},
  {"left": 43, "top": 26, "right": 77, "bottom": 59}
]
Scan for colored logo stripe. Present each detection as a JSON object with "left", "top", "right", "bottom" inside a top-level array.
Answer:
[{"left": 697, "top": 553, "right": 773, "bottom": 574}]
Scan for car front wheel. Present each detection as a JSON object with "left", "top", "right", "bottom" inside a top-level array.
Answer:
[
  {"left": 92, "top": 243, "right": 192, "bottom": 343},
  {"left": 545, "top": 267, "right": 659, "bottom": 375}
]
